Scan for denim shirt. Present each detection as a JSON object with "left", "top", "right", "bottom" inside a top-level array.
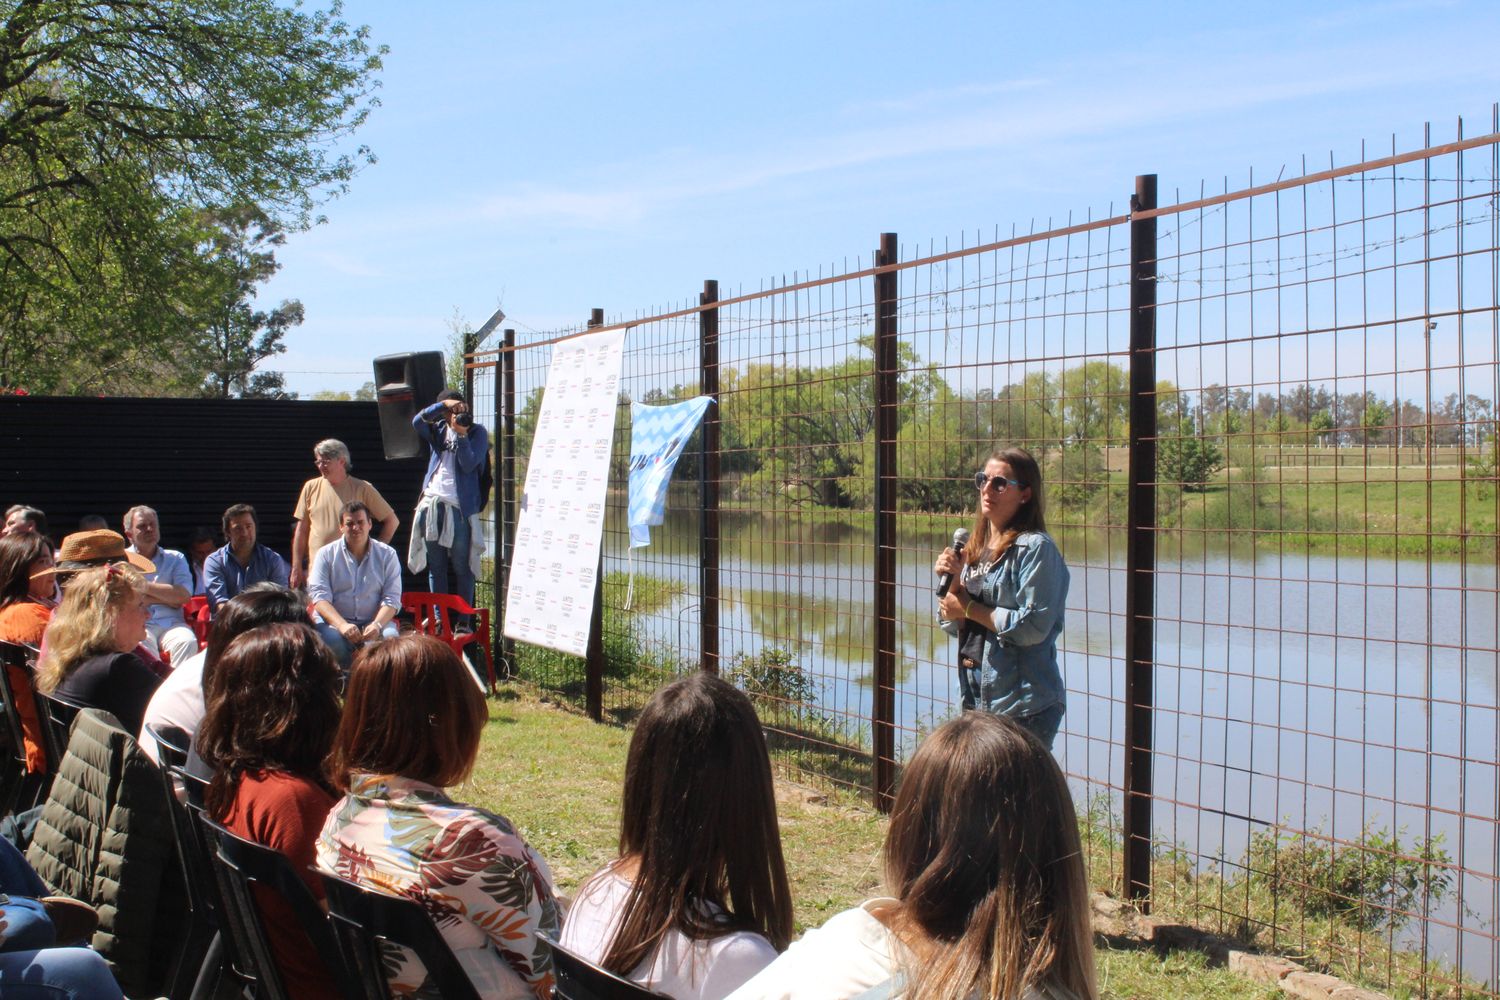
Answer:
[
  {"left": 939, "top": 530, "right": 1070, "bottom": 717},
  {"left": 413, "top": 403, "right": 489, "bottom": 518},
  {"left": 203, "top": 543, "right": 290, "bottom": 611}
]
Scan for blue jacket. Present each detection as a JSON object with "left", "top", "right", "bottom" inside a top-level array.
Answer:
[{"left": 413, "top": 402, "right": 489, "bottom": 518}]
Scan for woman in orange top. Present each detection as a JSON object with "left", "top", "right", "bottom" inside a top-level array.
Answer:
[{"left": 0, "top": 532, "right": 57, "bottom": 771}]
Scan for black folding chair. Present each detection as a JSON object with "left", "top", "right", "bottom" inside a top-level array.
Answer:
[
  {"left": 319, "top": 870, "right": 482, "bottom": 1000},
  {"left": 32, "top": 689, "right": 86, "bottom": 775},
  {"left": 143, "top": 731, "right": 218, "bottom": 1000},
  {"left": 541, "top": 932, "right": 673, "bottom": 1000},
  {"left": 200, "top": 816, "right": 363, "bottom": 1000},
  {"left": 0, "top": 641, "right": 46, "bottom": 817},
  {"left": 149, "top": 722, "right": 191, "bottom": 770}
]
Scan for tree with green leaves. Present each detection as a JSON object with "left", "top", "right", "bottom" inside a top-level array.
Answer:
[
  {"left": 197, "top": 206, "right": 302, "bottom": 398},
  {"left": 0, "top": 0, "right": 384, "bottom": 393},
  {"left": 1158, "top": 419, "right": 1223, "bottom": 492}
]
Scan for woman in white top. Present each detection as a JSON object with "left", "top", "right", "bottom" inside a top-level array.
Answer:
[
  {"left": 727, "top": 713, "right": 1098, "bottom": 1000},
  {"left": 560, "top": 672, "right": 794, "bottom": 999}
]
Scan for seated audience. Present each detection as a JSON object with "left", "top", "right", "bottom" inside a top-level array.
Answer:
[
  {"left": 3, "top": 505, "right": 47, "bottom": 539},
  {"left": 307, "top": 500, "right": 401, "bottom": 670},
  {"left": 199, "top": 622, "right": 343, "bottom": 1000},
  {"left": 138, "top": 584, "right": 311, "bottom": 766},
  {"left": 726, "top": 713, "right": 1098, "bottom": 1000},
  {"left": 0, "top": 836, "right": 122, "bottom": 1000},
  {"left": 560, "top": 673, "right": 793, "bottom": 999},
  {"left": 317, "top": 635, "right": 560, "bottom": 997},
  {"left": 35, "top": 564, "right": 162, "bottom": 736},
  {"left": 186, "top": 526, "right": 218, "bottom": 598},
  {"left": 203, "top": 505, "right": 289, "bottom": 613},
  {"left": 121, "top": 505, "right": 198, "bottom": 666},
  {"left": 0, "top": 532, "right": 58, "bottom": 772}
]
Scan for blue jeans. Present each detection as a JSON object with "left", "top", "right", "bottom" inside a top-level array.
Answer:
[
  {"left": 0, "top": 837, "right": 123, "bottom": 998},
  {"left": 1014, "top": 701, "right": 1065, "bottom": 750},
  {"left": 315, "top": 620, "right": 400, "bottom": 671},
  {"left": 0, "top": 948, "right": 124, "bottom": 999},
  {"left": 417, "top": 504, "right": 475, "bottom": 609}
]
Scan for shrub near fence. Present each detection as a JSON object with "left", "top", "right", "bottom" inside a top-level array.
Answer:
[{"left": 469, "top": 114, "right": 1500, "bottom": 997}]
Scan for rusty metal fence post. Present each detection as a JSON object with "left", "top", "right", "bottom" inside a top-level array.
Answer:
[
  {"left": 584, "top": 308, "right": 606, "bottom": 721},
  {"left": 1123, "top": 174, "right": 1158, "bottom": 907},
  {"left": 699, "top": 280, "right": 721, "bottom": 674},
  {"left": 497, "top": 328, "right": 515, "bottom": 674},
  {"left": 873, "top": 232, "right": 899, "bottom": 811}
]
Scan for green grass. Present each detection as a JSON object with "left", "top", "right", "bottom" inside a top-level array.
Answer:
[{"left": 462, "top": 686, "right": 1292, "bottom": 999}]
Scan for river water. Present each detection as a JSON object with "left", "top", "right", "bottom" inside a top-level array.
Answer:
[{"left": 607, "top": 505, "right": 1500, "bottom": 986}]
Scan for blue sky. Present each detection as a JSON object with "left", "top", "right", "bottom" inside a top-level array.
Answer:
[{"left": 262, "top": 0, "right": 1500, "bottom": 397}]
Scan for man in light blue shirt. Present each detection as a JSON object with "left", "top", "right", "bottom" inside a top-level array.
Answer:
[
  {"left": 203, "top": 504, "right": 290, "bottom": 613},
  {"left": 123, "top": 504, "right": 198, "bottom": 666},
  {"left": 308, "top": 500, "right": 402, "bottom": 669}
]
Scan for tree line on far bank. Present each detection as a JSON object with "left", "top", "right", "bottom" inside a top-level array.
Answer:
[{"left": 511, "top": 344, "right": 1499, "bottom": 515}]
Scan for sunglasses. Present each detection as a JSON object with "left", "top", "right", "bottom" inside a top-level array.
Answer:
[{"left": 974, "top": 471, "right": 1025, "bottom": 493}]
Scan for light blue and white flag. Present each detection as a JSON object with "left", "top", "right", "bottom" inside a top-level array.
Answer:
[{"left": 627, "top": 396, "right": 714, "bottom": 549}]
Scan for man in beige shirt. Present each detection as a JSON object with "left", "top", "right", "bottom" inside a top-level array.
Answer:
[{"left": 289, "top": 438, "right": 399, "bottom": 589}]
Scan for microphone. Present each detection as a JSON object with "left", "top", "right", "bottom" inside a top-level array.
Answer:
[{"left": 935, "top": 528, "right": 970, "bottom": 597}]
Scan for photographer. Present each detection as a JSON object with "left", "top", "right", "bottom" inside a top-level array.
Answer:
[{"left": 407, "top": 389, "right": 488, "bottom": 627}]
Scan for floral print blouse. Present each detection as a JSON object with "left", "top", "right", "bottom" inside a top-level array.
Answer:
[{"left": 316, "top": 772, "right": 561, "bottom": 999}]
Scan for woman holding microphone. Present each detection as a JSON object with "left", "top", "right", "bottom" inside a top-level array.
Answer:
[{"left": 934, "top": 446, "right": 1070, "bottom": 749}]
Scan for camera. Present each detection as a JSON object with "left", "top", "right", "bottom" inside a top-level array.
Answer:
[{"left": 454, "top": 411, "right": 474, "bottom": 428}]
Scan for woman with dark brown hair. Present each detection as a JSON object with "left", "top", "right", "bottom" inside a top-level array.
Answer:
[
  {"left": 933, "top": 446, "right": 1071, "bottom": 749},
  {"left": 198, "top": 621, "right": 343, "bottom": 1000},
  {"left": 560, "top": 672, "right": 794, "bottom": 999},
  {"left": 316, "top": 634, "right": 561, "bottom": 999},
  {"left": 727, "top": 713, "right": 1097, "bottom": 1000}
]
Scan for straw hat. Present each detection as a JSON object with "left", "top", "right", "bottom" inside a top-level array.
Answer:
[{"left": 31, "top": 529, "right": 155, "bottom": 579}]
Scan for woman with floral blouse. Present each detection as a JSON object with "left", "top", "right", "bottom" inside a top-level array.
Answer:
[{"left": 316, "top": 634, "right": 561, "bottom": 999}]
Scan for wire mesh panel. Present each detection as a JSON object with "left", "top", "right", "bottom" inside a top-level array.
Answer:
[
  {"left": 468, "top": 110, "right": 1500, "bottom": 997},
  {"left": 1145, "top": 116, "right": 1500, "bottom": 995}
]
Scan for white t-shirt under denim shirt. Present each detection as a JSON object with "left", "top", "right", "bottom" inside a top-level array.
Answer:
[{"left": 560, "top": 869, "right": 777, "bottom": 1000}]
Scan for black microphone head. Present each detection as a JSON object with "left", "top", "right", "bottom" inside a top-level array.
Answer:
[{"left": 952, "top": 527, "right": 970, "bottom": 549}]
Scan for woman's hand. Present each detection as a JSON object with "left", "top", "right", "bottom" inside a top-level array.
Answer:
[
  {"left": 938, "top": 589, "right": 969, "bottom": 622},
  {"left": 933, "top": 547, "right": 966, "bottom": 583}
]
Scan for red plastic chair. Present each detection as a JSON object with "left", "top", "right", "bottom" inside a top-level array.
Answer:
[
  {"left": 183, "top": 595, "right": 212, "bottom": 650},
  {"left": 400, "top": 593, "right": 496, "bottom": 691}
]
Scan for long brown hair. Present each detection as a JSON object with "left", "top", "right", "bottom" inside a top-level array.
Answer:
[
  {"left": 199, "top": 622, "right": 342, "bottom": 818},
  {"left": 327, "top": 634, "right": 488, "bottom": 790},
  {"left": 969, "top": 446, "right": 1047, "bottom": 564},
  {"left": 597, "top": 673, "right": 794, "bottom": 975},
  {"left": 885, "top": 713, "right": 1097, "bottom": 1000},
  {"left": 0, "top": 532, "right": 51, "bottom": 609},
  {"left": 35, "top": 564, "right": 145, "bottom": 693}
]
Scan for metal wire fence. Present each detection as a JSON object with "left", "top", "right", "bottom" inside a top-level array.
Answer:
[{"left": 469, "top": 110, "right": 1500, "bottom": 996}]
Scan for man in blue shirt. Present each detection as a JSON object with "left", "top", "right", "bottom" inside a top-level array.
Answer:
[
  {"left": 308, "top": 500, "right": 402, "bottom": 669},
  {"left": 408, "top": 389, "right": 488, "bottom": 628},
  {"left": 203, "top": 504, "right": 290, "bottom": 613},
  {"left": 123, "top": 504, "right": 198, "bottom": 666}
]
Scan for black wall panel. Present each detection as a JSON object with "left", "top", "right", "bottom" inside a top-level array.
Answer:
[{"left": 0, "top": 397, "right": 426, "bottom": 569}]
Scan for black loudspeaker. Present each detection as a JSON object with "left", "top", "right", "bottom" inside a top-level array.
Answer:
[{"left": 373, "top": 351, "right": 446, "bottom": 460}]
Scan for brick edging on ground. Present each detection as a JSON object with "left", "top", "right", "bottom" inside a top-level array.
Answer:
[{"left": 1090, "top": 893, "right": 1391, "bottom": 1000}]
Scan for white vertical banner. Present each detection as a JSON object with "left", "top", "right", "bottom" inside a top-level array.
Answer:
[{"left": 503, "top": 327, "right": 626, "bottom": 656}]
